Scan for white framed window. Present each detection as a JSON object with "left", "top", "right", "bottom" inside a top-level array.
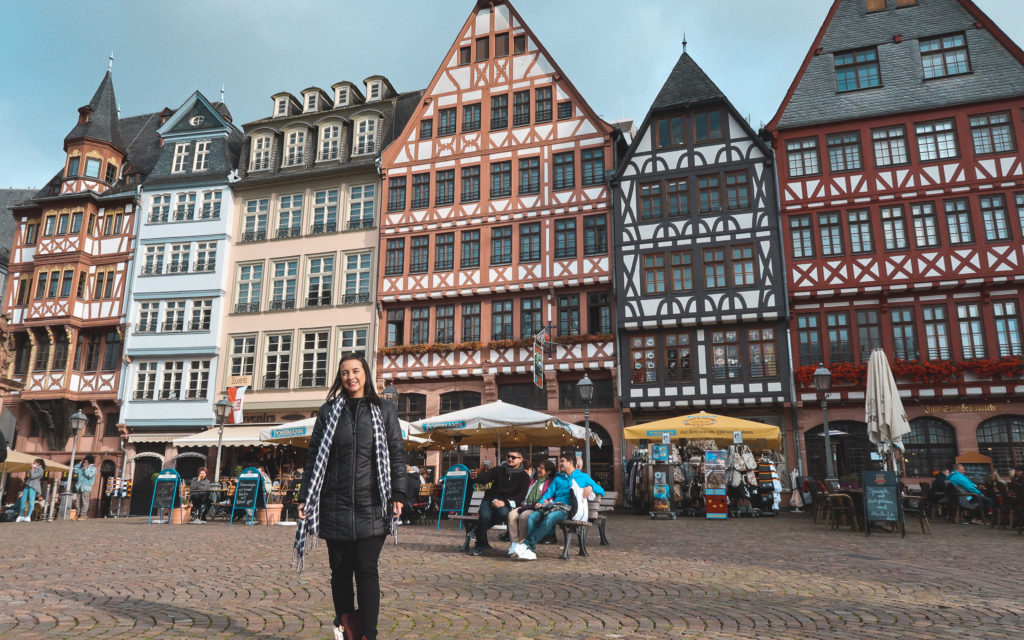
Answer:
[
  {"left": 195, "top": 242, "right": 216, "bottom": 272},
  {"left": 994, "top": 300, "right": 1022, "bottom": 357},
  {"left": 915, "top": 119, "right": 958, "bottom": 161},
  {"left": 335, "top": 87, "right": 349, "bottom": 107},
  {"left": 161, "top": 360, "right": 184, "bottom": 399},
  {"left": 340, "top": 326, "right": 368, "bottom": 357},
  {"left": 354, "top": 118, "right": 377, "bottom": 155},
  {"left": 175, "top": 192, "right": 196, "bottom": 221},
  {"left": 264, "top": 334, "right": 293, "bottom": 389},
  {"left": 137, "top": 302, "right": 160, "bottom": 333},
  {"left": 236, "top": 264, "right": 263, "bottom": 313},
  {"left": 135, "top": 362, "right": 157, "bottom": 400},
  {"left": 168, "top": 243, "right": 190, "bottom": 273},
  {"left": 306, "top": 256, "right": 334, "bottom": 307},
  {"left": 300, "top": 330, "right": 329, "bottom": 388},
  {"left": 957, "top": 303, "right": 986, "bottom": 359},
  {"left": 230, "top": 335, "right": 256, "bottom": 377},
  {"left": 193, "top": 140, "right": 211, "bottom": 171},
  {"left": 163, "top": 300, "right": 186, "bottom": 332},
  {"left": 270, "top": 259, "right": 298, "bottom": 310},
  {"left": 275, "top": 97, "right": 288, "bottom": 117},
  {"left": 312, "top": 189, "right": 339, "bottom": 234},
  {"left": 284, "top": 130, "right": 306, "bottom": 166},
  {"left": 171, "top": 143, "right": 190, "bottom": 173},
  {"left": 191, "top": 299, "right": 213, "bottom": 331},
  {"left": 150, "top": 195, "right": 171, "bottom": 223},
  {"left": 143, "top": 245, "right": 164, "bottom": 275},
  {"left": 278, "top": 194, "right": 303, "bottom": 238},
  {"left": 367, "top": 82, "right": 381, "bottom": 101},
  {"left": 186, "top": 359, "right": 211, "bottom": 399},
  {"left": 348, "top": 185, "right": 375, "bottom": 229},
  {"left": 319, "top": 124, "right": 341, "bottom": 161},
  {"left": 200, "top": 190, "right": 221, "bottom": 220},
  {"left": 343, "top": 251, "right": 372, "bottom": 304},
  {"left": 243, "top": 198, "right": 269, "bottom": 242},
  {"left": 251, "top": 135, "right": 271, "bottom": 171},
  {"left": 304, "top": 93, "right": 318, "bottom": 112}
]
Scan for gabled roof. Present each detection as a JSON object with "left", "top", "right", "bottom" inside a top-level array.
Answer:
[
  {"left": 64, "top": 71, "right": 125, "bottom": 151},
  {"left": 650, "top": 52, "right": 726, "bottom": 112},
  {"left": 158, "top": 91, "right": 237, "bottom": 137},
  {"left": 768, "top": 0, "right": 1024, "bottom": 132}
]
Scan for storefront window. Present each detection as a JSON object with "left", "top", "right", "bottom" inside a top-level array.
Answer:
[
  {"left": 903, "top": 417, "right": 957, "bottom": 477},
  {"left": 976, "top": 415, "right": 1024, "bottom": 475},
  {"left": 803, "top": 421, "right": 873, "bottom": 481}
]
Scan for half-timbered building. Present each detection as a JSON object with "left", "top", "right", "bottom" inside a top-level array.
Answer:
[
  {"left": 3, "top": 71, "right": 163, "bottom": 510},
  {"left": 613, "top": 52, "right": 791, "bottom": 435},
  {"left": 766, "top": 0, "right": 1024, "bottom": 480},
  {"left": 118, "top": 91, "right": 243, "bottom": 500},
  {"left": 221, "top": 76, "right": 420, "bottom": 432},
  {"left": 377, "top": 0, "right": 626, "bottom": 490}
]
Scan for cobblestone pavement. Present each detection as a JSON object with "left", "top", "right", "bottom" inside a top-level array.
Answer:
[{"left": 0, "top": 512, "right": 1021, "bottom": 639}]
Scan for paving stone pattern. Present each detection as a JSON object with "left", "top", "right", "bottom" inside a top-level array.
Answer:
[{"left": 0, "top": 514, "right": 1021, "bottom": 639}]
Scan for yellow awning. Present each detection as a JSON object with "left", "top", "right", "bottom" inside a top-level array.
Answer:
[
  {"left": 1, "top": 448, "right": 72, "bottom": 474},
  {"left": 623, "top": 412, "right": 782, "bottom": 448}
]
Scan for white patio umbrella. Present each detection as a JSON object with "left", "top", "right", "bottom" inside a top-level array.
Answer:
[
  {"left": 413, "top": 400, "right": 601, "bottom": 449},
  {"left": 865, "top": 348, "right": 911, "bottom": 472},
  {"left": 258, "top": 417, "right": 426, "bottom": 448}
]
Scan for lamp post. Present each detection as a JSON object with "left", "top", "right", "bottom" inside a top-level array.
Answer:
[
  {"left": 812, "top": 364, "right": 837, "bottom": 487},
  {"left": 59, "top": 409, "right": 88, "bottom": 520},
  {"left": 577, "top": 374, "right": 594, "bottom": 475},
  {"left": 213, "top": 397, "right": 232, "bottom": 483}
]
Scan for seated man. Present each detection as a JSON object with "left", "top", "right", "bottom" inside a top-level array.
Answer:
[
  {"left": 467, "top": 449, "right": 530, "bottom": 556},
  {"left": 947, "top": 463, "right": 993, "bottom": 521},
  {"left": 190, "top": 467, "right": 213, "bottom": 521},
  {"left": 514, "top": 450, "right": 604, "bottom": 561}
]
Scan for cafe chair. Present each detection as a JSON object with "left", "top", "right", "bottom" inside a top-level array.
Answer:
[
  {"left": 901, "top": 494, "right": 931, "bottom": 534},
  {"left": 990, "top": 484, "right": 1013, "bottom": 529},
  {"left": 809, "top": 481, "right": 830, "bottom": 525},
  {"left": 826, "top": 493, "right": 858, "bottom": 532}
]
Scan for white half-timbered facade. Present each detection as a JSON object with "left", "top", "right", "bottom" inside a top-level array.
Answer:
[{"left": 613, "top": 52, "right": 791, "bottom": 423}]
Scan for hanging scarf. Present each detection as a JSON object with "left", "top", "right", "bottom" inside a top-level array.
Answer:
[{"left": 293, "top": 395, "right": 392, "bottom": 572}]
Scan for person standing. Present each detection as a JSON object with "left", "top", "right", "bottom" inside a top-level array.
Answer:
[
  {"left": 467, "top": 449, "right": 530, "bottom": 556},
  {"left": 295, "top": 353, "right": 406, "bottom": 640},
  {"left": 73, "top": 455, "right": 97, "bottom": 519},
  {"left": 17, "top": 459, "right": 45, "bottom": 522}
]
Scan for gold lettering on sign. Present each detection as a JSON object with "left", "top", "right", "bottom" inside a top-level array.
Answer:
[{"left": 922, "top": 403, "right": 999, "bottom": 415}]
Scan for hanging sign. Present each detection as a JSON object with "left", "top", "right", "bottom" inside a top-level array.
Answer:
[
  {"left": 148, "top": 469, "right": 181, "bottom": 525},
  {"left": 533, "top": 329, "right": 548, "bottom": 389}
]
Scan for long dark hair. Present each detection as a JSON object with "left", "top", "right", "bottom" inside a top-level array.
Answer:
[
  {"left": 34, "top": 458, "right": 45, "bottom": 471},
  {"left": 326, "top": 352, "right": 381, "bottom": 405}
]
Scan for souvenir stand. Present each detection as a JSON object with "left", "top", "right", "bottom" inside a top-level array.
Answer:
[{"left": 649, "top": 435, "right": 677, "bottom": 520}]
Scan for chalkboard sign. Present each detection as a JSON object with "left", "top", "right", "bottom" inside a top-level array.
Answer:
[
  {"left": 147, "top": 469, "right": 181, "bottom": 525},
  {"left": 437, "top": 464, "right": 470, "bottom": 530},
  {"left": 230, "top": 467, "right": 265, "bottom": 527},
  {"left": 861, "top": 470, "right": 904, "bottom": 537}
]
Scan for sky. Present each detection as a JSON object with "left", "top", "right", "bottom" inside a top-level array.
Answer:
[{"left": 2, "top": 0, "right": 1023, "bottom": 189}]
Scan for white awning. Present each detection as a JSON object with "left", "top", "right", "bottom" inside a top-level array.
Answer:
[
  {"left": 128, "top": 432, "right": 196, "bottom": 444},
  {"left": 171, "top": 425, "right": 277, "bottom": 448}
]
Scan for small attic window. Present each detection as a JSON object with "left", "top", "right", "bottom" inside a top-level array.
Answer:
[
  {"left": 275, "top": 97, "right": 288, "bottom": 117},
  {"left": 336, "top": 88, "right": 349, "bottom": 107},
  {"left": 866, "top": 0, "right": 886, "bottom": 11},
  {"left": 368, "top": 82, "right": 381, "bottom": 101},
  {"left": 305, "top": 94, "right": 318, "bottom": 112},
  {"left": 190, "top": 115, "right": 205, "bottom": 126}
]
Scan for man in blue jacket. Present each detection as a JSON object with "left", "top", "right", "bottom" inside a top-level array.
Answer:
[
  {"left": 73, "top": 455, "right": 97, "bottom": 519},
  {"left": 513, "top": 450, "right": 603, "bottom": 561},
  {"left": 948, "top": 463, "right": 993, "bottom": 517}
]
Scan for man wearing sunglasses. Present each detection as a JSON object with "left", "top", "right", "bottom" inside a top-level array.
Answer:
[{"left": 467, "top": 449, "right": 530, "bottom": 556}]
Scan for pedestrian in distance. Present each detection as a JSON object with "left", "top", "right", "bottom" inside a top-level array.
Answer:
[
  {"left": 17, "top": 458, "right": 45, "bottom": 522},
  {"left": 73, "top": 455, "right": 97, "bottom": 519},
  {"left": 295, "top": 352, "right": 406, "bottom": 640}
]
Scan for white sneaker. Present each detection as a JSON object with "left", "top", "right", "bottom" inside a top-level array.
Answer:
[
  {"left": 333, "top": 625, "right": 345, "bottom": 640},
  {"left": 516, "top": 547, "right": 537, "bottom": 561},
  {"left": 16, "top": 516, "right": 27, "bottom": 522},
  {"left": 507, "top": 542, "right": 520, "bottom": 555}
]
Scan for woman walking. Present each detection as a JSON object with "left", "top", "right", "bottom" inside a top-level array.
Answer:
[
  {"left": 17, "top": 458, "right": 45, "bottom": 522},
  {"left": 295, "top": 353, "right": 406, "bottom": 640}
]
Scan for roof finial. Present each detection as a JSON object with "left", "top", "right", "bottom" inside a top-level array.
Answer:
[
  {"left": 682, "top": 33, "right": 687, "bottom": 53},
  {"left": 220, "top": 85, "right": 225, "bottom": 102},
  {"left": 108, "top": 51, "right": 114, "bottom": 71}
]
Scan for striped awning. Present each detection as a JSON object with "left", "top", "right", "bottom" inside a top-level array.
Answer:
[{"left": 127, "top": 432, "right": 195, "bottom": 444}]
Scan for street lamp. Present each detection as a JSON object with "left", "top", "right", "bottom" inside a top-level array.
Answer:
[
  {"left": 59, "top": 409, "right": 88, "bottom": 519},
  {"left": 381, "top": 382, "right": 399, "bottom": 404},
  {"left": 577, "top": 374, "right": 594, "bottom": 475},
  {"left": 213, "top": 397, "right": 232, "bottom": 483},
  {"left": 812, "top": 364, "right": 837, "bottom": 487}
]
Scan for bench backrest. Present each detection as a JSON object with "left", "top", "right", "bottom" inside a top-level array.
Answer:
[{"left": 463, "top": 490, "right": 485, "bottom": 516}]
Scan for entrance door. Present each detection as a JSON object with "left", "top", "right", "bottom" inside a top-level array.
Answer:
[
  {"left": 98, "top": 460, "right": 116, "bottom": 517},
  {"left": 586, "top": 422, "right": 614, "bottom": 490},
  {"left": 130, "top": 457, "right": 162, "bottom": 515}
]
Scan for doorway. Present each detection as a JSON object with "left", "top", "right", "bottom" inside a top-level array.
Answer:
[{"left": 130, "top": 455, "right": 163, "bottom": 515}]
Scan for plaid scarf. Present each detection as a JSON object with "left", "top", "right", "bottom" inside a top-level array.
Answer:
[{"left": 293, "top": 396, "right": 392, "bottom": 572}]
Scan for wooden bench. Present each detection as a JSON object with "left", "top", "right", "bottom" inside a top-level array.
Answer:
[{"left": 556, "top": 491, "right": 617, "bottom": 560}]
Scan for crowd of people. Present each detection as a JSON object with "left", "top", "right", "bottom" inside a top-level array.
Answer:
[{"left": 931, "top": 463, "right": 1024, "bottom": 524}]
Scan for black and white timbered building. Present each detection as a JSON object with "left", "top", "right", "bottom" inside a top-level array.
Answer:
[{"left": 612, "top": 52, "right": 792, "bottom": 427}]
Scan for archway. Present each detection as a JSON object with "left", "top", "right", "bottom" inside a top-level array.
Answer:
[
  {"left": 129, "top": 451, "right": 165, "bottom": 515},
  {"left": 99, "top": 459, "right": 116, "bottom": 517},
  {"left": 585, "top": 422, "right": 614, "bottom": 490},
  {"left": 173, "top": 451, "right": 208, "bottom": 482},
  {"left": 803, "top": 421, "right": 874, "bottom": 481}
]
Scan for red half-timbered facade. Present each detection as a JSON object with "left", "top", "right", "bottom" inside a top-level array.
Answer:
[
  {"left": 378, "top": 0, "right": 626, "bottom": 490},
  {"left": 3, "top": 71, "right": 161, "bottom": 489},
  {"left": 767, "top": 0, "right": 1024, "bottom": 480}
]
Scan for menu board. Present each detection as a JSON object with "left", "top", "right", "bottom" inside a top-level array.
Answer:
[
  {"left": 147, "top": 469, "right": 181, "bottom": 525},
  {"left": 230, "top": 468, "right": 264, "bottom": 526},
  {"left": 861, "top": 470, "right": 903, "bottom": 537},
  {"left": 437, "top": 464, "right": 470, "bottom": 530}
]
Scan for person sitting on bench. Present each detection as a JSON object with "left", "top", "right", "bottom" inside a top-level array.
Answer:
[
  {"left": 514, "top": 450, "right": 604, "bottom": 561},
  {"left": 506, "top": 459, "right": 556, "bottom": 555},
  {"left": 467, "top": 449, "right": 529, "bottom": 556}
]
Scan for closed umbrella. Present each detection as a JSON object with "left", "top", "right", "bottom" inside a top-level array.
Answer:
[{"left": 865, "top": 348, "right": 911, "bottom": 472}]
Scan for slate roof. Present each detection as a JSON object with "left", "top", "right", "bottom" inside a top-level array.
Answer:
[
  {"left": 63, "top": 71, "right": 125, "bottom": 150},
  {"left": 0, "top": 189, "right": 35, "bottom": 267},
  {"left": 650, "top": 52, "right": 726, "bottom": 112},
  {"left": 774, "top": 0, "right": 1024, "bottom": 130}
]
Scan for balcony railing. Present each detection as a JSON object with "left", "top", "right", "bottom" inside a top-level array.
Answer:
[
  {"left": 342, "top": 292, "right": 370, "bottom": 305},
  {"left": 234, "top": 302, "right": 259, "bottom": 314},
  {"left": 159, "top": 390, "right": 179, "bottom": 400},
  {"left": 299, "top": 373, "right": 328, "bottom": 387},
  {"left": 306, "top": 296, "right": 332, "bottom": 308},
  {"left": 141, "top": 264, "right": 163, "bottom": 276},
  {"left": 162, "top": 321, "right": 185, "bottom": 332},
  {"left": 309, "top": 222, "right": 338, "bottom": 235},
  {"left": 263, "top": 374, "right": 289, "bottom": 389},
  {"left": 173, "top": 206, "right": 195, "bottom": 221},
  {"left": 133, "top": 390, "right": 155, "bottom": 400},
  {"left": 148, "top": 211, "right": 169, "bottom": 223},
  {"left": 135, "top": 322, "right": 158, "bottom": 333},
  {"left": 346, "top": 218, "right": 374, "bottom": 230},
  {"left": 167, "top": 262, "right": 189, "bottom": 274},
  {"left": 240, "top": 230, "right": 267, "bottom": 243},
  {"left": 193, "top": 260, "right": 216, "bottom": 272},
  {"left": 276, "top": 226, "right": 302, "bottom": 239},
  {"left": 269, "top": 298, "right": 296, "bottom": 311},
  {"left": 189, "top": 321, "right": 211, "bottom": 331},
  {"left": 183, "top": 389, "right": 207, "bottom": 400},
  {"left": 197, "top": 205, "right": 220, "bottom": 220}
]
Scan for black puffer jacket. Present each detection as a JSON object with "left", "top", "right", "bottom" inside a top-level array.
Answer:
[
  {"left": 298, "top": 397, "right": 407, "bottom": 541},
  {"left": 475, "top": 462, "right": 530, "bottom": 506}
]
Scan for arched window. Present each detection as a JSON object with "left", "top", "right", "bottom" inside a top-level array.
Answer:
[
  {"left": 396, "top": 392, "right": 426, "bottom": 423},
  {"left": 440, "top": 391, "right": 481, "bottom": 413},
  {"left": 977, "top": 415, "right": 1024, "bottom": 475},
  {"left": 803, "top": 420, "right": 872, "bottom": 480},
  {"left": 903, "top": 417, "right": 957, "bottom": 477}
]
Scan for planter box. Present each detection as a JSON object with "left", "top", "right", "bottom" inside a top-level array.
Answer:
[
  {"left": 258, "top": 504, "right": 283, "bottom": 525},
  {"left": 170, "top": 505, "right": 192, "bottom": 525}
]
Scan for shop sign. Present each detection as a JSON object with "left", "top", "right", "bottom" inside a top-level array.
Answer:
[
  {"left": 922, "top": 403, "right": 999, "bottom": 415},
  {"left": 421, "top": 420, "right": 468, "bottom": 431}
]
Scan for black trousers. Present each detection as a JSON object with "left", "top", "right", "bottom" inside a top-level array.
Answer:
[
  {"left": 326, "top": 535, "right": 387, "bottom": 639},
  {"left": 473, "top": 500, "right": 511, "bottom": 547}
]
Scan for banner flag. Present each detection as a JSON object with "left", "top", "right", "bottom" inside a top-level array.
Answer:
[{"left": 228, "top": 386, "right": 247, "bottom": 424}]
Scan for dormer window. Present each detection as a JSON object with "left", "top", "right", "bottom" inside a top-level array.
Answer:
[
  {"left": 367, "top": 83, "right": 381, "bottom": 101},
  {"left": 336, "top": 88, "right": 349, "bottom": 107},
  {"left": 305, "top": 93, "right": 318, "bottom": 112},
  {"left": 251, "top": 135, "right": 271, "bottom": 171},
  {"left": 171, "top": 143, "right": 190, "bottom": 173},
  {"left": 275, "top": 97, "right": 289, "bottom": 117},
  {"left": 67, "top": 156, "right": 80, "bottom": 177},
  {"left": 354, "top": 117, "right": 377, "bottom": 155},
  {"left": 284, "top": 130, "right": 306, "bottom": 166},
  {"left": 193, "top": 140, "right": 211, "bottom": 171},
  {"left": 319, "top": 125, "right": 341, "bottom": 161}
]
